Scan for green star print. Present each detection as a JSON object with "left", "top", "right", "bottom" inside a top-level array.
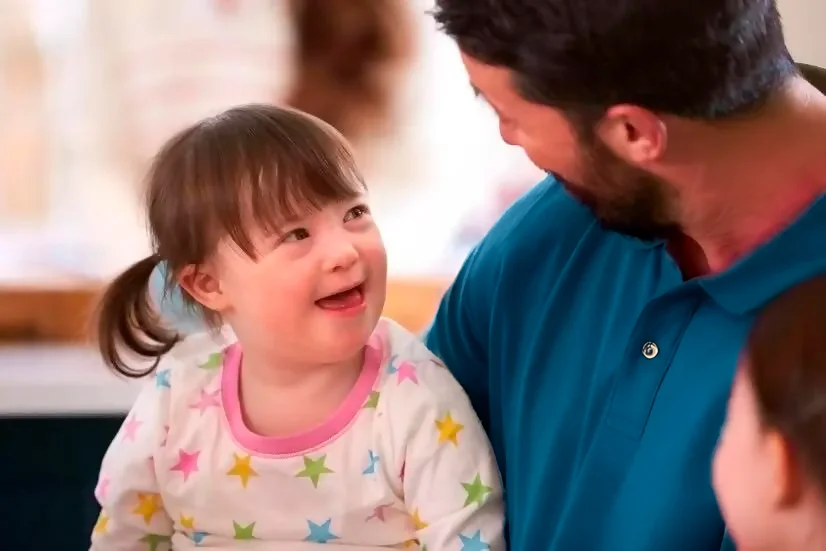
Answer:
[
  {"left": 296, "top": 455, "right": 334, "bottom": 488},
  {"left": 462, "top": 473, "right": 493, "bottom": 507},
  {"left": 233, "top": 521, "right": 256, "bottom": 540}
]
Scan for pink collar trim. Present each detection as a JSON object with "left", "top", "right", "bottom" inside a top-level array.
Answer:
[{"left": 221, "top": 335, "right": 382, "bottom": 456}]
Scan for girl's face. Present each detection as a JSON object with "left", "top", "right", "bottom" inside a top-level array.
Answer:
[
  {"left": 192, "top": 195, "right": 387, "bottom": 366},
  {"left": 713, "top": 368, "right": 783, "bottom": 549}
]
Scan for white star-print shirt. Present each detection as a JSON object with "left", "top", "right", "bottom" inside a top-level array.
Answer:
[{"left": 90, "top": 318, "right": 505, "bottom": 550}]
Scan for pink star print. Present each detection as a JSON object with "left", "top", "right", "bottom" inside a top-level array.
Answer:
[
  {"left": 189, "top": 388, "right": 221, "bottom": 415},
  {"left": 122, "top": 415, "right": 142, "bottom": 442},
  {"left": 395, "top": 362, "right": 418, "bottom": 385},
  {"left": 95, "top": 476, "right": 110, "bottom": 502},
  {"left": 170, "top": 449, "right": 201, "bottom": 481},
  {"left": 367, "top": 503, "right": 396, "bottom": 522}
]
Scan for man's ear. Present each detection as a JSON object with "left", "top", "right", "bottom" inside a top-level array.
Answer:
[
  {"left": 177, "top": 264, "right": 230, "bottom": 313},
  {"left": 596, "top": 104, "right": 667, "bottom": 165}
]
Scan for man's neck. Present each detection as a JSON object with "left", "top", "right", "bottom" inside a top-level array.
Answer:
[
  {"left": 670, "top": 182, "right": 822, "bottom": 279},
  {"left": 669, "top": 77, "right": 826, "bottom": 277}
]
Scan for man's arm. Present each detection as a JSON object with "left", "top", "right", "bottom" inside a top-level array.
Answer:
[
  {"left": 425, "top": 244, "right": 495, "bottom": 430},
  {"left": 719, "top": 529, "right": 736, "bottom": 550},
  {"left": 426, "top": 176, "right": 573, "bottom": 431}
]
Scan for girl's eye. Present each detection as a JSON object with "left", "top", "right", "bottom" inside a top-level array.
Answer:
[
  {"left": 282, "top": 228, "right": 310, "bottom": 242},
  {"left": 344, "top": 204, "right": 370, "bottom": 222}
]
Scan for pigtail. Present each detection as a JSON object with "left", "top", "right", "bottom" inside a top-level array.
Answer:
[{"left": 95, "top": 255, "right": 180, "bottom": 377}]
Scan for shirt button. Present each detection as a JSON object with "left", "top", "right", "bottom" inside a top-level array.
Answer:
[{"left": 642, "top": 341, "right": 659, "bottom": 359}]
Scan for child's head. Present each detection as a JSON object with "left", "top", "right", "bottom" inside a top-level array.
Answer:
[
  {"left": 97, "top": 105, "right": 387, "bottom": 376},
  {"left": 713, "top": 276, "right": 826, "bottom": 549}
]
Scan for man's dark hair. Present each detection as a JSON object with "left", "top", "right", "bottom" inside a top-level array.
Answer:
[{"left": 432, "top": 0, "right": 799, "bottom": 119}]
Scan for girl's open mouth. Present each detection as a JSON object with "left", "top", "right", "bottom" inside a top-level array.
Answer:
[{"left": 315, "top": 284, "right": 366, "bottom": 312}]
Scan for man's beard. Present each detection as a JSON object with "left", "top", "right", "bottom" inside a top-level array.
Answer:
[{"left": 554, "top": 140, "right": 680, "bottom": 242}]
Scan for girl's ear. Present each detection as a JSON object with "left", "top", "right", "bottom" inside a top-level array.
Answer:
[
  {"left": 177, "top": 263, "right": 230, "bottom": 313},
  {"left": 765, "top": 429, "right": 805, "bottom": 508}
]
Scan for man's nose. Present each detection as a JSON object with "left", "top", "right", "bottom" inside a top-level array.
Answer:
[{"left": 499, "top": 120, "right": 518, "bottom": 146}]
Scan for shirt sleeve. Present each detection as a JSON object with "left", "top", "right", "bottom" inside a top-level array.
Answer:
[
  {"left": 719, "top": 529, "right": 736, "bottom": 551},
  {"left": 90, "top": 373, "right": 174, "bottom": 551},
  {"left": 424, "top": 243, "right": 497, "bottom": 431},
  {"left": 399, "top": 359, "right": 506, "bottom": 551}
]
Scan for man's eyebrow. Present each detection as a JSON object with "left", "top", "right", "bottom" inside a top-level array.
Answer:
[{"left": 468, "top": 83, "right": 509, "bottom": 119}]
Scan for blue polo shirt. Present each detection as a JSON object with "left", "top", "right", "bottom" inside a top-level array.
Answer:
[{"left": 425, "top": 176, "right": 826, "bottom": 551}]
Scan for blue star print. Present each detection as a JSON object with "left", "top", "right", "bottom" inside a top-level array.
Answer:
[
  {"left": 155, "top": 369, "right": 171, "bottom": 389},
  {"left": 362, "top": 450, "right": 380, "bottom": 475},
  {"left": 189, "top": 531, "right": 208, "bottom": 545},
  {"left": 460, "top": 530, "right": 490, "bottom": 551},
  {"left": 386, "top": 355, "right": 399, "bottom": 374},
  {"left": 305, "top": 519, "right": 339, "bottom": 544}
]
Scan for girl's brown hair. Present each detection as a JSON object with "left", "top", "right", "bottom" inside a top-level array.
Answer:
[
  {"left": 96, "top": 105, "right": 364, "bottom": 378},
  {"left": 747, "top": 276, "right": 826, "bottom": 497}
]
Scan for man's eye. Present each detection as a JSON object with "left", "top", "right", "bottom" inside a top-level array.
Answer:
[
  {"left": 344, "top": 204, "right": 370, "bottom": 222},
  {"left": 283, "top": 228, "right": 310, "bottom": 242}
]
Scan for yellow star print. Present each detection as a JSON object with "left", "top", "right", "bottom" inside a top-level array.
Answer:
[
  {"left": 410, "top": 509, "right": 428, "bottom": 531},
  {"left": 94, "top": 513, "right": 109, "bottom": 534},
  {"left": 435, "top": 412, "right": 464, "bottom": 446},
  {"left": 227, "top": 453, "right": 259, "bottom": 488},
  {"left": 180, "top": 514, "right": 195, "bottom": 530},
  {"left": 132, "top": 493, "right": 163, "bottom": 525}
]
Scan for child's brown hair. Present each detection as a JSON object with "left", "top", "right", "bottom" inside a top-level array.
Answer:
[
  {"left": 747, "top": 276, "right": 826, "bottom": 496},
  {"left": 96, "top": 105, "right": 364, "bottom": 378}
]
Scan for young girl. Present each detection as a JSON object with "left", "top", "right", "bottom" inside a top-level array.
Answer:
[
  {"left": 90, "top": 104, "right": 505, "bottom": 550},
  {"left": 713, "top": 276, "right": 826, "bottom": 550}
]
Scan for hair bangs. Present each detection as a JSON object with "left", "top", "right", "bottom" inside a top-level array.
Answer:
[
  {"left": 248, "top": 120, "right": 366, "bottom": 243},
  {"left": 182, "top": 105, "right": 366, "bottom": 258}
]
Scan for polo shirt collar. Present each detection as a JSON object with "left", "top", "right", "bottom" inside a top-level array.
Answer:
[{"left": 698, "top": 195, "right": 826, "bottom": 315}]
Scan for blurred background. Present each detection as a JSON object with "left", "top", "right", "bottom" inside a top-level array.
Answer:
[
  {"left": 0, "top": 0, "right": 543, "bottom": 283},
  {"left": 0, "top": 0, "right": 823, "bottom": 548},
  {"left": 0, "top": 0, "right": 547, "bottom": 345}
]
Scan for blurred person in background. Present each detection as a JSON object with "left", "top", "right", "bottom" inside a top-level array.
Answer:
[{"left": 285, "top": 0, "right": 415, "bottom": 146}]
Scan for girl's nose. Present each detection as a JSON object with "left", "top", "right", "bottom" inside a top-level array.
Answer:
[{"left": 323, "top": 236, "right": 359, "bottom": 273}]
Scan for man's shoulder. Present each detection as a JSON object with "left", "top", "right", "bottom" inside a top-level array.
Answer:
[
  {"left": 470, "top": 175, "right": 600, "bottom": 283},
  {"left": 487, "top": 175, "right": 595, "bottom": 243}
]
